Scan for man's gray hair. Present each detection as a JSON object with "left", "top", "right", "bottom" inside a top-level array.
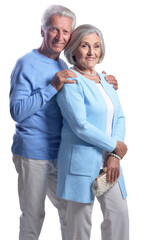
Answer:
[
  {"left": 41, "top": 4, "right": 76, "bottom": 31},
  {"left": 64, "top": 24, "right": 105, "bottom": 65}
]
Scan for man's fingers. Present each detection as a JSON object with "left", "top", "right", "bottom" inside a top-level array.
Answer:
[
  {"left": 56, "top": 70, "right": 77, "bottom": 79},
  {"left": 64, "top": 79, "right": 76, "bottom": 84},
  {"left": 63, "top": 70, "right": 77, "bottom": 78},
  {"left": 113, "top": 83, "right": 118, "bottom": 90}
]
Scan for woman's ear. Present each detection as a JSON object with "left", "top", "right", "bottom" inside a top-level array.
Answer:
[{"left": 72, "top": 55, "right": 76, "bottom": 62}]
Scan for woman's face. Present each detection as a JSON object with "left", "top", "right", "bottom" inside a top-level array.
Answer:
[{"left": 73, "top": 33, "right": 101, "bottom": 71}]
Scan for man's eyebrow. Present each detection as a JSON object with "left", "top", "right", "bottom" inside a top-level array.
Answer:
[
  {"left": 48, "top": 25, "right": 71, "bottom": 32},
  {"left": 48, "top": 25, "right": 57, "bottom": 28}
]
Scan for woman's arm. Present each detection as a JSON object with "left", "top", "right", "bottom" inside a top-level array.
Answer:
[{"left": 57, "top": 80, "right": 119, "bottom": 153}]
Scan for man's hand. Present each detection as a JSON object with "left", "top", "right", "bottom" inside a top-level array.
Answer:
[
  {"left": 102, "top": 71, "right": 118, "bottom": 90},
  {"left": 105, "top": 156, "right": 120, "bottom": 184},
  {"left": 51, "top": 70, "right": 77, "bottom": 92}
]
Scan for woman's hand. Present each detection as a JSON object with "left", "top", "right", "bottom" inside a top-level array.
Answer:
[
  {"left": 105, "top": 156, "right": 120, "bottom": 184},
  {"left": 114, "top": 141, "right": 128, "bottom": 159}
]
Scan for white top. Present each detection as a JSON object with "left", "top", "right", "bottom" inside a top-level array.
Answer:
[{"left": 96, "top": 83, "right": 114, "bottom": 168}]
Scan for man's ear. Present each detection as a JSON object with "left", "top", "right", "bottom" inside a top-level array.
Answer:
[{"left": 41, "top": 27, "right": 44, "bottom": 37}]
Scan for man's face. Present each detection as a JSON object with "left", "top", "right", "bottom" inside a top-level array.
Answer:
[{"left": 42, "top": 15, "right": 72, "bottom": 59}]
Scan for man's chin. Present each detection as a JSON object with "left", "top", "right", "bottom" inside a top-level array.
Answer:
[{"left": 51, "top": 44, "right": 65, "bottom": 52}]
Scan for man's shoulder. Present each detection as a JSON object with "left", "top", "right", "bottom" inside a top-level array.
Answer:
[
  {"left": 58, "top": 57, "right": 68, "bottom": 70},
  {"left": 17, "top": 49, "right": 38, "bottom": 66}
]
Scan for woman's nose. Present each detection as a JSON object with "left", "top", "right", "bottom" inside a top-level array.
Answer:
[{"left": 87, "top": 47, "right": 94, "bottom": 55}]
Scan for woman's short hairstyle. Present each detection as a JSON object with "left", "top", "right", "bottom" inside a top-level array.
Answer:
[
  {"left": 41, "top": 4, "right": 76, "bottom": 32},
  {"left": 64, "top": 24, "right": 105, "bottom": 65}
]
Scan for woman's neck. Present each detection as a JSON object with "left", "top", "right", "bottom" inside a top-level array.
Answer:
[
  {"left": 72, "top": 66, "right": 100, "bottom": 83},
  {"left": 74, "top": 65, "right": 96, "bottom": 76}
]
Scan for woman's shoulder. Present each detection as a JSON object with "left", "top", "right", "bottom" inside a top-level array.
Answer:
[
  {"left": 69, "top": 69, "right": 85, "bottom": 83},
  {"left": 98, "top": 73, "right": 115, "bottom": 90}
]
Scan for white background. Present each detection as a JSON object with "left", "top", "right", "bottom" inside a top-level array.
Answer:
[{"left": 1, "top": 0, "right": 160, "bottom": 239}]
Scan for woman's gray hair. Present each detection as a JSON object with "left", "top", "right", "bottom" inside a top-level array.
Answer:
[
  {"left": 64, "top": 24, "right": 105, "bottom": 65},
  {"left": 41, "top": 4, "right": 76, "bottom": 31}
]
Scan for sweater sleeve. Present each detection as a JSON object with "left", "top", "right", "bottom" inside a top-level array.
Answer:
[
  {"left": 10, "top": 59, "right": 57, "bottom": 123},
  {"left": 57, "top": 80, "right": 117, "bottom": 153}
]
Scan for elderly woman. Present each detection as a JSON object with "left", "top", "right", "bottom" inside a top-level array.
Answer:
[{"left": 56, "top": 24, "right": 129, "bottom": 240}]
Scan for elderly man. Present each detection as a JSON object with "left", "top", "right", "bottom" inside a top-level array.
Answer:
[{"left": 10, "top": 4, "right": 118, "bottom": 240}]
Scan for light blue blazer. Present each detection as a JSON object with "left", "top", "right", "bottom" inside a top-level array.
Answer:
[{"left": 56, "top": 70, "right": 127, "bottom": 203}]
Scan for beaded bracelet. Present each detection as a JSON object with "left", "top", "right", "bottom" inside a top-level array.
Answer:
[{"left": 108, "top": 153, "right": 122, "bottom": 161}]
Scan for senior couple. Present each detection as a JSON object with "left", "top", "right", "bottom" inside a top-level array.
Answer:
[{"left": 10, "top": 4, "right": 129, "bottom": 240}]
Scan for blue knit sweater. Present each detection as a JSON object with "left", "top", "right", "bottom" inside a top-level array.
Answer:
[{"left": 10, "top": 49, "right": 68, "bottom": 160}]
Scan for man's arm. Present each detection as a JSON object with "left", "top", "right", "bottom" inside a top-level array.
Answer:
[{"left": 10, "top": 57, "right": 77, "bottom": 123}]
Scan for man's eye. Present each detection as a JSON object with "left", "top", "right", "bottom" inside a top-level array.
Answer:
[
  {"left": 49, "top": 27, "right": 57, "bottom": 32},
  {"left": 63, "top": 30, "right": 70, "bottom": 35}
]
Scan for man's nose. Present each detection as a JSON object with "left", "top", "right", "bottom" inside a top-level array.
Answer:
[{"left": 56, "top": 30, "right": 63, "bottom": 41}]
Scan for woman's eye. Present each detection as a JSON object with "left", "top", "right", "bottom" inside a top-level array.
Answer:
[{"left": 81, "top": 44, "right": 88, "bottom": 48}]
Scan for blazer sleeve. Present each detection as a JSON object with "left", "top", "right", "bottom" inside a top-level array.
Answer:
[
  {"left": 112, "top": 105, "right": 125, "bottom": 142},
  {"left": 57, "top": 80, "right": 117, "bottom": 153}
]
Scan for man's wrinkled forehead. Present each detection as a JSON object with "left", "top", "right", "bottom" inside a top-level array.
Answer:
[{"left": 45, "top": 15, "right": 73, "bottom": 30}]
